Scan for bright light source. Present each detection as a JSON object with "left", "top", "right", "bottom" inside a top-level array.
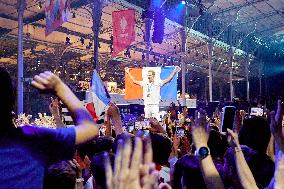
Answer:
[{"left": 181, "top": 0, "right": 186, "bottom": 4}]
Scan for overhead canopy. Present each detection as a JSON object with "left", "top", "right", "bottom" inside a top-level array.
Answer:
[{"left": 0, "top": 0, "right": 283, "bottom": 84}]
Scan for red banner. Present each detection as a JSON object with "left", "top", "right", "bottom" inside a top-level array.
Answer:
[
  {"left": 45, "top": 0, "right": 71, "bottom": 36},
  {"left": 112, "top": 9, "right": 135, "bottom": 57}
]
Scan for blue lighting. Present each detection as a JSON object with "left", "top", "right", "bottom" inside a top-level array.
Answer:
[{"left": 181, "top": 0, "right": 186, "bottom": 4}]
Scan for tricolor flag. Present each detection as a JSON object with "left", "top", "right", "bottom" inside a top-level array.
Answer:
[
  {"left": 45, "top": 0, "right": 71, "bottom": 36},
  {"left": 112, "top": 9, "right": 135, "bottom": 57},
  {"left": 86, "top": 70, "right": 110, "bottom": 123},
  {"left": 125, "top": 66, "right": 178, "bottom": 100}
]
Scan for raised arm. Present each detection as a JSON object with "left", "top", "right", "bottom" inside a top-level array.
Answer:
[
  {"left": 32, "top": 71, "right": 105, "bottom": 145},
  {"left": 192, "top": 109, "right": 225, "bottom": 189},
  {"left": 270, "top": 100, "right": 284, "bottom": 189},
  {"left": 125, "top": 68, "right": 141, "bottom": 86},
  {"left": 49, "top": 97, "right": 65, "bottom": 128},
  {"left": 227, "top": 129, "right": 258, "bottom": 189},
  {"left": 161, "top": 66, "right": 181, "bottom": 86}
]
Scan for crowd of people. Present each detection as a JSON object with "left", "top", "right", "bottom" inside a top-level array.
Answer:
[{"left": 1, "top": 66, "right": 284, "bottom": 189}]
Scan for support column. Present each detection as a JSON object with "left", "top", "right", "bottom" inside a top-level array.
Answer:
[
  {"left": 245, "top": 56, "right": 250, "bottom": 101},
  {"left": 92, "top": 0, "right": 103, "bottom": 72},
  {"left": 259, "top": 60, "right": 263, "bottom": 96},
  {"left": 181, "top": 28, "right": 187, "bottom": 106},
  {"left": 208, "top": 41, "right": 213, "bottom": 102},
  {"left": 229, "top": 50, "right": 234, "bottom": 101},
  {"left": 17, "top": 0, "right": 26, "bottom": 115},
  {"left": 228, "top": 26, "right": 234, "bottom": 101},
  {"left": 144, "top": 16, "right": 152, "bottom": 66}
]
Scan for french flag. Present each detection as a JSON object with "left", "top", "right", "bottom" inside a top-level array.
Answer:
[{"left": 86, "top": 70, "right": 110, "bottom": 123}]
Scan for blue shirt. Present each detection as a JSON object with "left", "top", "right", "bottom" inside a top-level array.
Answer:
[{"left": 0, "top": 126, "right": 76, "bottom": 189}]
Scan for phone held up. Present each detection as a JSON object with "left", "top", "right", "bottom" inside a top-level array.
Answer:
[
  {"left": 176, "top": 126, "right": 185, "bottom": 137},
  {"left": 220, "top": 106, "right": 237, "bottom": 133}
]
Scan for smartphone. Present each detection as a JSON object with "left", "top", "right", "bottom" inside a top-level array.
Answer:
[
  {"left": 135, "top": 121, "right": 143, "bottom": 130},
  {"left": 143, "top": 119, "right": 150, "bottom": 129},
  {"left": 221, "top": 106, "right": 236, "bottom": 133},
  {"left": 250, "top": 107, "right": 263, "bottom": 117},
  {"left": 128, "top": 125, "right": 134, "bottom": 133},
  {"left": 176, "top": 127, "right": 185, "bottom": 137},
  {"left": 142, "top": 129, "right": 150, "bottom": 137}
]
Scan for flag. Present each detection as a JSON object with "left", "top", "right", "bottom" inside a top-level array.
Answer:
[
  {"left": 86, "top": 70, "right": 111, "bottom": 123},
  {"left": 112, "top": 9, "right": 135, "bottom": 57},
  {"left": 125, "top": 67, "right": 178, "bottom": 100},
  {"left": 45, "top": 0, "right": 71, "bottom": 36}
]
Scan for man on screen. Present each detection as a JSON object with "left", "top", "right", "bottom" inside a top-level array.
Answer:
[{"left": 126, "top": 67, "right": 180, "bottom": 119}]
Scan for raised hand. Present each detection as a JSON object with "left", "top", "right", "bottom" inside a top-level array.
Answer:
[
  {"left": 171, "top": 134, "right": 180, "bottom": 157},
  {"left": 149, "top": 118, "right": 166, "bottom": 134},
  {"left": 49, "top": 97, "right": 60, "bottom": 116},
  {"left": 270, "top": 100, "right": 284, "bottom": 151},
  {"left": 175, "top": 66, "right": 181, "bottom": 72},
  {"left": 192, "top": 109, "right": 209, "bottom": 148},
  {"left": 31, "top": 71, "right": 63, "bottom": 93},
  {"left": 106, "top": 102, "right": 120, "bottom": 119},
  {"left": 227, "top": 128, "right": 241, "bottom": 150},
  {"left": 105, "top": 137, "right": 159, "bottom": 189},
  {"left": 274, "top": 151, "right": 284, "bottom": 189}
]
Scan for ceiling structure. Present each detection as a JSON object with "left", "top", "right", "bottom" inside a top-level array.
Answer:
[{"left": 0, "top": 0, "right": 283, "bottom": 94}]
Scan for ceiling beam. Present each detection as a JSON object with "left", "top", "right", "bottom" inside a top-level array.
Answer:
[
  {"left": 213, "top": 0, "right": 268, "bottom": 16},
  {"left": 233, "top": 11, "right": 278, "bottom": 27},
  {"left": 257, "top": 23, "right": 284, "bottom": 35}
]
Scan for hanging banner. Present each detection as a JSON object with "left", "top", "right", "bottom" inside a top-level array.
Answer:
[
  {"left": 125, "top": 66, "right": 179, "bottom": 100},
  {"left": 112, "top": 9, "right": 135, "bottom": 57},
  {"left": 45, "top": 0, "right": 71, "bottom": 36}
]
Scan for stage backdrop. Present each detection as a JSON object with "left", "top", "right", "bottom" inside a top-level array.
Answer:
[{"left": 125, "top": 67, "right": 177, "bottom": 100}]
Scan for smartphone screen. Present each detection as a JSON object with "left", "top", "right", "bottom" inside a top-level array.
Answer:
[
  {"left": 221, "top": 106, "right": 236, "bottom": 133},
  {"left": 135, "top": 121, "right": 143, "bottom": 130},
  {"left": 142, "top": 129, "right": 150, "bottom": 137},
  {"left": 176, "top": 127, "right": 185, "bottom": 137},
  {"left": 250, "top": 107, "right": 264, "bottom": 117}
]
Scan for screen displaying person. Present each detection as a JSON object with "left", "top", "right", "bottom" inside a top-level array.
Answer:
[{"left": 126, "top": 67, "right": 180, "bottom": 119}]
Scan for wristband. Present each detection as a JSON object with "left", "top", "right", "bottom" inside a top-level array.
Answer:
[
  {"left": 234, "top": 147, "right": 242, "bottom": 153},
  {"left": 76, "top": 178, "right": 84, "bottom": 183}
]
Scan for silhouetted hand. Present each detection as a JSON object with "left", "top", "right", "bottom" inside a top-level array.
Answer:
[
  {"left": 31, "top": 71, "right": 63, "bottom": 93},
  {"left": 105, "top": 137, "right": 159, "bottom": 189},
  {"left": 192, "top": 109, "right": 209, "bottom": 149},
  {"left": 49, "top": 97, "right": 60, "bottom": 116},
  {"left": 227, "top": 128, "right": 241, "bottom": 150},
  {"left": 270, "top": 100, "right": 284, "bottom": 151}
]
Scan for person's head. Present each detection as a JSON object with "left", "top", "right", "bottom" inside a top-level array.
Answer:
[
  {"left": 94, "top": 136, "right": 114, "bottom": 154},
  {"left": 77, "top": 137, "right": 114, "bottom": 168},
  {"left": 90, "top": 152, "right": 115, "bottom": 189},
  {"left": 238, "top": 116, "right": 270, "bottom": 153},
  {"left": 0, "top": 67, "right": 15, "bottom": 126},
  {"left": 247, "top": 153, "right": 274, "bottom": 188},
  {"left": 44, "top": 161, "right": 77, "bottom": 189},
  {"left": 223, "top": 145, "right": 274, "bottom": 188},
  {"left": 223, "top": 145, "right": 256, "bottom": 188},
  {"left": 113, "top": 132, "right": 135, "bottom": 153},
  {"left": 182, "top": 106, "right": 188, "bottom": 115},
  {"left": 173, "top": 155, "right": 207, "bottom": 189},
  {"left": 77, "top": 140, "right": 97, "bottom": 168},
  {"left": 147, "top": 70, "right": 155, "bottom": 83},
  {"left": 150, "top": 133, "right": 172, "bottom": 166}
]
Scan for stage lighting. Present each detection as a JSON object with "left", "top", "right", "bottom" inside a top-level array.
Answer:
[{"left": 181, "top": 0, "right": 186, "bottom": 5}]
